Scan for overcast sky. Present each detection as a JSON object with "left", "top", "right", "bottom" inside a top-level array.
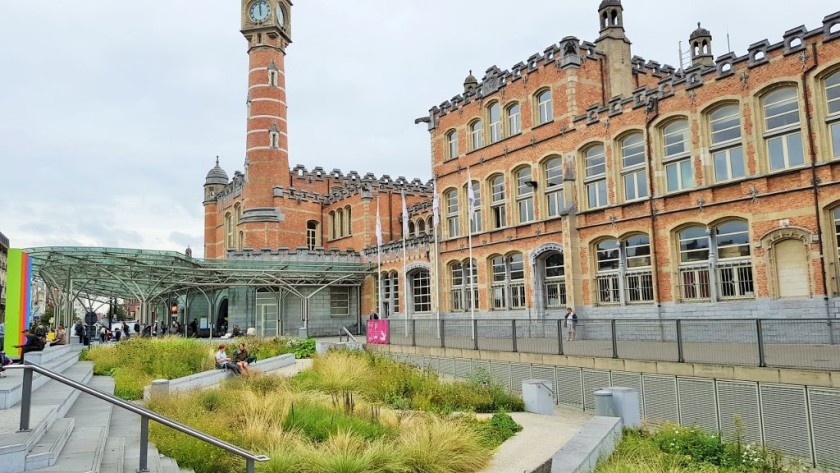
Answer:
[{"left": 0, "top": 1, "right": 835, "bottom": 257}]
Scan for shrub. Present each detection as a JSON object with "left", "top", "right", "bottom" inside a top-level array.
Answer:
[
  {"left": 283, "top": 402, "right": 391, "bottom": 442},
  {"left": 473, "top": 412, "right": 522, "bottom": 448}
]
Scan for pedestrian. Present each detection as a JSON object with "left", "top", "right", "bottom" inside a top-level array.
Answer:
[
  {"left": 99, "top": 325, "right": 106, "bottom": 343},
  {"left": 189, "top": 319, "right": 199, "bottom": 337},
  {"left": 134, "top": 321, "right": 140, "bottom": 335},
  {"left": 74, "top": 320, "right": 84, "bottom": 343},
  {"left": 564, "top": 307, "right": 578, "bottom": 342},
  {"left": 369, "top": 311, "right": 379, "bottom": 320},
  {"left": 122, "top": 321, "right": 130, "bottom": 339}
]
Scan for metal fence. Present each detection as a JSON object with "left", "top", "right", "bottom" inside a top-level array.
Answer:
[{"left": 388, "top": 318, "right": 840, "bottom": 371}]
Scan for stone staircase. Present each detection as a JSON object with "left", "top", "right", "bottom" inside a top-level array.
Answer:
[{"left": 0, "top": 344, "right": 194, "bottom": 473}]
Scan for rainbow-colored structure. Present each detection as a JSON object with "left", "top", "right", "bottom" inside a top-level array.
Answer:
[{"left": 4, "top": 249, "right": 33, "bottom": 357}]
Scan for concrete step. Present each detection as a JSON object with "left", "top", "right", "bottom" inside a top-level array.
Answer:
[
  {"left": 98, "top": 436, "right": 124, "bottom": 473},
  {"left": 24, "top": 418, "right": 74, "bottom": 470},
  {"left": 0, "top": 361, "right": 94, "bottom": 473},
  {"left": 0, "top": 345, "right": 85, "bottom": 410},
  {"left": 158, "top": 456, "right": 180, "bottom": 473},
  {"left": 29, "top": 375, "right": 114, "bottom": 472}
]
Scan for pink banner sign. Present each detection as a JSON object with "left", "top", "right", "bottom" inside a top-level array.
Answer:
[{"left": 366, "top": 320, "right": 390, "bottom": 344}]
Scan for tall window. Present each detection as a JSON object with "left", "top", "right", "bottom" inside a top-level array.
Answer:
[
  {"left": 595, "top": 236, "right": 654, "bottom": 305},
  {"left": 488, "top": 103, "right": 502, "bottom": 144},
  {"left": 329, "top": 211, "right": 336, "bottom": 239},
  {"left": 446, "top": 129, "right": 458, "bottom": 160},
  {"left": 330, "top": 287, "right": 350, "bottom": 317},
  {"left": 543, "top": 253, "right": 566, "bottom": 308},
  {"left": 584, "top": 144, "right": 607, "bottom": 209},
  {"left": 411, "top": 270, "right": 432, "bottom": 313},
  {"left": 662, "top": 119, "right": 694, "bottom": 192},
  {"left": 491, "top": 253, "right": 526, "bottom": 309},
  {"left": 507, "top": 103, "right": 521, "bottom": 135},
  {"left": 417, "top": 219, "right": 426, "bottom": 236},
  {"left": 446, "top": 189, "right": 460, "bottom": 238},
  {"left": 515, "top": 167, "right": 535, "bottom": 222},
  {"left": 468, "top": 181, "right": 482, "bottom": 233},
  {"left": 710, "top": 104, "right": 745, "bottom": 182},
  {"left": 678, "top": 221, "right": 753, "bottom": 302},
  {"left": 450, "top": 260, "right": 478, "bottom": 311},
  {"left": 490, "top": 175, "right": 507, "bottom": 229},
  {"left": 345, "top": 205, "right": 352, "bottom": 236},
  {"left": 224, "top": 213, "right": 233, "bottom": 250},
  {"left": 337, "top": 209, "right": 344, "bottom": 238},
  {"left": 544, "top": 157, "right": 564, "bottom": 218},
  {"left": 537, "top": 90, "right": 553, "bottom": 125},
  {"left": 470, "top": 120, "right": 484, "bottom": 150},
  {"left": 391, "top": 271, "right": 400, "bottom": 313},
  {"left": 234, "top": 204, "right": 242, "bottom": 250},
  {"left": 825, "top": 71, "right": 840, "bottom": 159},
  {"left": 407, "top": 220, "right": 415, "bottom": 238},
  {"left": 763, "top": 87, "right": 804, "bottom": 170},
  {"left": 621, "top": 133, "right": 648, "bottom": 201},
  {"left": 306, "top": 220, "right": 319, "bottom": 250},
  {"left": 715, "top": 221, "right": 754, "bottom": 299}
]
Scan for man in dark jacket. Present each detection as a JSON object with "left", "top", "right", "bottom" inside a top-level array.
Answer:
[{"left": 15, "top": 329, "right": 44, "bottom": 360}]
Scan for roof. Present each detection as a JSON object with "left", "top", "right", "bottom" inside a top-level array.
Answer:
[
  {"left": 690, "top": 22, "right": 711, "bottom": 40},
  {"left": 599, "top": 0, "right": 622, "bottom": 9},
  {"left": 205, "top": 157, "right": 229, "bottom": 185},
  {"left": 25, "top": 246, "right": 373, "bottom": 301}
]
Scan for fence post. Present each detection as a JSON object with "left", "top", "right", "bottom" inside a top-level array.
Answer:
[
  {"left": 411, "top": 319, "right": 416, "bottom": 347},
  {"left": 676, "top": 319, "right": 685, "bottom": 363},
  {"left": 472, "top": 319, "right": 479, "bottom": 350},
  {"left": 611, "top": 319, "right": 618, "bottom": 359},
  {"left": 139, "top": 415, "right": 150, "bottom": 472},
  {"left": 511, "top": 320, "right": 518, "bottom": 352},
  {"left": 557, "top": 319, "right": 564, "bottom": 355},
  {"left": 756, "top": 319, "right": 766, "bottom": 368},
  {"left": 19, "top": 366, "right": 32, "bottom": 432},
  {"left": 440, "top": 319, "right": 446, "bottom": 348},
  {"left": 247, "top": 459, "right": 255, "bottom": 473}
]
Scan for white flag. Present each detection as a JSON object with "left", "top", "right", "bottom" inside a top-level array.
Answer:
[
  {"left": 432, "top": 180, "right": 440, "bottom": 228},
  {"left": 467, "top": 169, "right": 476, "bottom": 218},
  {"left": 375, "top": 200, "right": 383, "bottom": 247},
  {"left": 401, "top": 191, "right": 410, "bottom": 239}
]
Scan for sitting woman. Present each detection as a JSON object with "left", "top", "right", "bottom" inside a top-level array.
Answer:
[
  {"left": 53, "top": 325, "right": 66, "bottom": 345},
  {"left": 233, "top": 342, "right": 251, "bottom": 374},
  {"left": 214, "top": 344, "right": 240, "bottom": 374}
]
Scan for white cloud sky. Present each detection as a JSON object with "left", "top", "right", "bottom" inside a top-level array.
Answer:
[{"left": 0, "top": 0, "right": 835, "bottom": 257}]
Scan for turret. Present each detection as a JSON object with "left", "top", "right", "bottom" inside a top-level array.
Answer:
[
  {"left": 463, "top": 70, "right": 478, "bottom": 94},
  {"left": 690, "top": 23, "right": 714, "bottom": 68},
  {"left": 594, "top": 0, "right": 634, "bottom": 99},
  {"left": 204, "top": 156, "right": 229, "bottom": 202}
]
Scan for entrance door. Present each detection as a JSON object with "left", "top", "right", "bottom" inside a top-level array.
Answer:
[{"left": 775, "top": 240, "right": 809, "bottom": 298}]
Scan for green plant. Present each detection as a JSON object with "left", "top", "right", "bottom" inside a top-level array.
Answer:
[
  {"left": 289, "top": 338, "right": 316, "bottom": 359},
  {"left": 283, "top": 402, "right": 391, "bottom": 442},
  {"left": 473, "top": 412, "right": 522, "bottom": 448}
]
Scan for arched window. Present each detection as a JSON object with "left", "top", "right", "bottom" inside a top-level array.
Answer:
[
  {"left": 507, "top": 102, "right": 521, "bottom": 135},
  {"left": 595, "top": 239, "right": 620, "bottom": 304},
  {"left": 594, "top": 235, "right": 654, "bottom": 305},
  {"left": 470, "top": 120, "right": 484, "bottom": 150},
  {"left": 445, "top": 189, "right": 460, "bottom": 238},
  {"left": 488, "top": 103, "right": 502, "bottom": 144},
  {"left": 709, "top": 104, "right": 745, "bottom": 182},
  {"left": 417, "top": 218, "right": 426, "bottom": 236},
  {"left": 536, "top": 90, "right": 553, "bottom": 125},
  {"left": 468, "top": 180, "right": 482, "bottom": 233},
  {"left": 445, "top": 129, "right": 458, "bottom": 160},
  {"left": 621, "top": 133, "right": 647, "bottom": 201},
  {"left": 407, "top": 220, "right": 416, "bottom": 238},
  {"left": 543, "top": 252, "right": 566, "bottom": 307},
  {"left": 427, "top": 216, "right": 434, "bottom": 236},
  {"left": 490, "top": 175, "right": 507, "bottom": 229},
  {"left": 824, "top": 71, "right": 840, "bottom": 159},
  {"left": 328, "top": 211, "right": 336, "bottom": 240},
  {"left": 224, "top": 213, "right": 233, "bottom": 250},
  {"left": 515, "top": 167, "right": 535, "bottom": 223},
  {"left": 763, "top": 87, "right": 804, "bottom": 170},
  {"left": 449, "top": 259, "right": 478, "bottom": 311},
  {"left": 337, "top": 209, "right": 345, "bottom": 238},
  {"left": 677, "top": 221, "right": 753, "bottom": 302},
  {"left": 544, "top": 157, "right": 564, "bottom": 218},
  {"left": 490, "top": 253, "right": 525, "bottom": 309},
  {"left": 237, "top": 231, "right": 244, "bottom": 251},
  {"left": 345, "top": 206, "right": 352, "bottom": 236},
  {"left": 233, "top": 204, "right": 242, "bottom": 250},
  {"left": 381, "top": 271, "right": 400, "bottom": 316},
  {"left": 584, "top": 144, "right": 607, "bottom": 209},
  {"left": 410, "top": 269, "right": 432, "bottom": 313},
  {"left": 306, "top": 220, "right": 319, "bottom": 250},
  {"left": 662, "top": 119, "right": 694, "bottom": 192}
]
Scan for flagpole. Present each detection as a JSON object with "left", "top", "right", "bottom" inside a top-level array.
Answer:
[
  {"left": 466, "top": 169, "right": 476, "bottom": 322},
  {"left": 376, "top": 199, "right": 383, "bottom": 318},
  {"left": 432, "top": 179, "right": 442, "bottom": 339},
  {"left": 401, "top": 191, "right": 409, "bottom": 337}
]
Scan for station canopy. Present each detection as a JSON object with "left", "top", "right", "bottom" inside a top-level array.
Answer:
[{"left": 25, "top": 246, "right": 374, "bottom": 302}]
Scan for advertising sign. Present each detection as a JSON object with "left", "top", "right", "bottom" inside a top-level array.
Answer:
[{"left": 366, "top": 319, "right": 389, "bottom": 344}]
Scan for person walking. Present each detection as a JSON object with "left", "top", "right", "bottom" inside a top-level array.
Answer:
[
  {"left": 189, "top": 319, "right": 199, "bottom": 338},
  {"left": 564, "top": 307, "right": 578, "bottom": 342},
  {"left": 74, "top": 320, "right": 85, "bottom": 343}
]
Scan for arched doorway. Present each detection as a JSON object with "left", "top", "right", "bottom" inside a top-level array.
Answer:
[
  {"left": 774, "top": 240, "right": 810, "bottom": 298},
  {"left": 217, "top": 298, "right": 229, "bottom": 334}
]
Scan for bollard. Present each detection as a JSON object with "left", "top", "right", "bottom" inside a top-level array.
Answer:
[{"left": 594, "top": 390, "right": 614, "bottom": 417}]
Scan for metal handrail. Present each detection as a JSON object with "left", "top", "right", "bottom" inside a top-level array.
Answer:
[
  {"left": 341, "top": 326, "right": 358, "bottom": 343},
  {"left": 8, "top": 362, "right": 268, "bottom": 473}
]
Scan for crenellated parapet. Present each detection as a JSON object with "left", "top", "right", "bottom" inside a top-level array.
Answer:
[
  {"left": 214, "top": 171, "right": 246, "bottom": 204},
  {"left": 362, "top": 234, "right": 434, "bottom": 257},
  {"left": 228, "top": 246, "right": 362, "bottom": 263}
]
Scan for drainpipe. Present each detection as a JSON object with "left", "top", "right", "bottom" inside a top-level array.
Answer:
[
  {"left": 643, "top": 98, "right": 662, "bottom": 316},
  {"left": 800, "top": 43, "right": 830, "bottom": 317}
]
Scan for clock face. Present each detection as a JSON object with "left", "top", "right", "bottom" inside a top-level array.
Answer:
[
  {"left": 249, "top": 0, "right": 270, "bottom": 22},
  {"left": 276, "top": 4, "right": 286, "bottom": 27}
]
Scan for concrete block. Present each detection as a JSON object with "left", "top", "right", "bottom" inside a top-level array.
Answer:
[
  {"left": 497, "top": 351, "right": 522, "bottom": 363},
  {"left": 523, "top": 379, "right": 555, "bottom": 415},
  {"left": 149, "top": 379, "right": 170, "bottom": 398},
  {"left": 623, "top": 359, "right": 657, "bottom": 374},
  {"left": 542, "top": 354, "right": 569, "bottom": 366},
  {"left": 520, "top": 352, "right": 545, "bottom": 364},
  {"left": 461, "top": 349, "right": 480, "bottom": 359},
  {"left": 831, "top": 371, "right": 840, "bottom": 389},
  {"left": 692, "top": 363, "right": 735, "bottom": 380},
  {"left": 593, "top": 358, "right": 625, "bottom": 371},
  {"left": 566, "top": 356, "right": 595, "bottom": 369},
  {"left": 732, "top": 366, "right": 781, "bottom": 384},
  {"left": 779, "top": 369, "right": 832, "bottom": 387},
  {"left": 656, "top": 361, "right": 695, "bottom": 377}
]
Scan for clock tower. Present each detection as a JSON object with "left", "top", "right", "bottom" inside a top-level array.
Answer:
[{"left": 239, "top": 0, "right": 293, "bottom": 243}]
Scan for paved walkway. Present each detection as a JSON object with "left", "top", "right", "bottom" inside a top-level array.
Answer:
[{"left": 480, "top": 406, "right": 592, "bottom": 473}]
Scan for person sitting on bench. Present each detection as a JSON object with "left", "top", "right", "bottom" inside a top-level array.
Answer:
[
  {"left": 15, "top": 329, "right": 45, "bottom": 361},
  {"left": 233, "top": 342, "right": 252, "bottom": 374},
  {"left": 214, "top": 344, "right": 240, "bottom": 374}
]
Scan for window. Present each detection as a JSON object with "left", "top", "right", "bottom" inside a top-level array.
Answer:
[
  {"left": 306, "top": 220, "right": 319, "bottom": 250},
  {"left": 329, "top": 211, "right": 336, "bottom": 239},
  {"left": 417, "top": 219, "right": 426, "bottom": 236},
  {"left": 411, "top": 270, "right": 431, "bottom": 313},
  {"left": 491, "top": 253, "right": 526, "bottom": 309},
  {"left": 709, "top": 105, "right": 745, "bottom": 182},
  {"left": 662, "top": 119, "right": 694, "bottom": 192},
  {"left": 345, "top": 205, "right": 352, "bottom": 236},
  {"left": 238, "top": 231, "right": 244, "bottom": 251},
  {"left": 490, "top": 175, "right": 507, "bottom": 229},
  {"left": 445, "top": 129, "right": 458, "bottom": 160},
  {"left": 507, "top": 103, "right": 521, "bottom": 135},
  {"left": 536, "top": 90, "right": 553, "bottom": 125},
  {"left": 337, "top": 209, "right": 344, "bottom": 238},
  {"left": 543, "top": 253, "right": 566, "bottom": 308},
  {"left": 763, "top": 87, "right": 804, "bottom": 170},
  {"left": 450, "top": 259, "right": 478, "bottom": 311},
  {"left": 488, "top": 103, "right": 502, "bottom": 144},
  {"left": 224, "top": 213, "right": 233, "bottom": 250},
  {"left": 584, "top": 145, "right": 607, "bottom": 209},
  {"left": 468, "top": 181, "right": 482, "bottom": 233},
  {"left": 391, "top": 271, "right": 400, "bottom": 313},
  {"left": 825, "top": 71, "right": 840, "bottom": 159},
  {"left": 330, "top": 287, "right": 350, "bottom": 317},
  {"left": 446, "top": 189, "right": 460, "bottom": 238},
  {"left": 595, "top": 235, "right": 654, "bottom": 304},
  {"left": 621, "top": 133, "right": 648, "bottom": 201},
  {"left": 470, "top": 120, "right": 484, "bottom": 150},
  {"left": 407, "top": 220, "right": 415, "bottom": 238},
  {"left": 234, "top": 204, "right": 242, "bottom": 250},
  {"left": 268, "top": 70, "right": 278, "bottom": 87},
  {"left": 544, "top": 157, "right": 564, "bottom": 218},
  {"left": 677, "top": 221, "right": 753, "bottom": 302},
  {"left": 515, "top": 167, "right": 535, "bottom": 222},
  {"left": 270, "top": 130, "right": 279, "bottom": 149}
]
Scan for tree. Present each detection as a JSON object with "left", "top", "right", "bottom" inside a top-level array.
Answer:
[{"left": 40, "top": 303, "right": 55, "bottom": 328}]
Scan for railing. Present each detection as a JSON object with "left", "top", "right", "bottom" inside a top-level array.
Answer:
[
  {"left": 339, "top": 326, "right": 358, "bottom": 342},
  {"left": 8, "top": 362, "right": 268, "bottom": 473},
  {"left": 387, "top": 318, "right": 840, "bottom": 371}
]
